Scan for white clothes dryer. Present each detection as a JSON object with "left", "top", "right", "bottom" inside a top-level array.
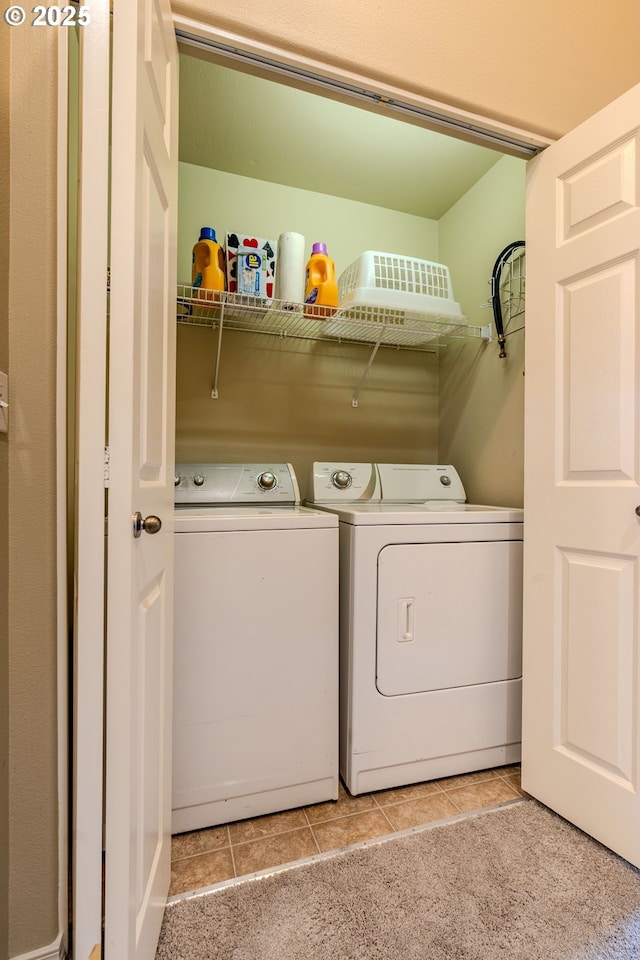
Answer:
[
  {"left": 172, "top": 463, "right": 339, "bottom": 833},
  {"left": 308, "top": 462, "right": 524, "bottom": 796}
]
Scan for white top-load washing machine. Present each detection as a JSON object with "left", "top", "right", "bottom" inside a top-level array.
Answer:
[
  {"left": 172, "top": 463, "right": 339, "bottom": 833},
  {"left": 308, "top": 462, "right": 524, "bottom": 796}
]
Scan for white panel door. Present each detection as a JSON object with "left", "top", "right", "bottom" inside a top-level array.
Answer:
[
  {"left": 104, "top": 0, "right": 178, "bottom": 957},
  {"left": 523, "top": 84, "right": 640, "bottom": 868}
]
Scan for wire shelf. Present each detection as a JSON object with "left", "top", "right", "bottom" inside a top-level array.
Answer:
[{"left": 176, "top": 285, "right": 490, "bottom": 352}]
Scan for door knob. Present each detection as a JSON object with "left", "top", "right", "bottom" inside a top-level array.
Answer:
[
  {"left": 132, "top": 512, "right": 162, "bottom": 538},
  {"left": 636, "top": 506, "right": 640, "bottom": 517}
]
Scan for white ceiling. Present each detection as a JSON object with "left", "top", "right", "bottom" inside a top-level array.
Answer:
[{"left": 178, "top": 54, "right": 505, "bottom": 221}]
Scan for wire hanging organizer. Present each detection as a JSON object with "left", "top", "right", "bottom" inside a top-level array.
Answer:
[{"left": 484, "top": 241, "right": 525, "bottom": 358}]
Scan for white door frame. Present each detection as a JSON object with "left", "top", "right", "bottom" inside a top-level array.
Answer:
[
  {"left": 67, "top": 9, "right": 554, "bottom": 956},
  {"left": 55, "top": 26, "right": 70, "bottom": 960},
  {"left": 68, "top": 4, "right": 111, "bottom": 959}
]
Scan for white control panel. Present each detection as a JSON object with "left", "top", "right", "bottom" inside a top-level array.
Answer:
[
  {"left": 311, "top": 462, "right": 381, "bottom": 502},
  {"left": 310, "top": 462, "right": 466, "bottom": 503},
  {"left": 175, "top": 463, "right": 300, "bottom": 504},
  {"left": 377, "top": 463, "right": 466, "bottom": 502}
]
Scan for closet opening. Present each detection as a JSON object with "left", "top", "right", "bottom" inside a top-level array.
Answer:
[{"left": 174, "top": 34, "right": 529, "bottom": 506}]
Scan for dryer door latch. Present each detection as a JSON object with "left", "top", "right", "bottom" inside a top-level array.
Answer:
[{"left": 398, "top": 598, "right": 415, "bottom": 643}]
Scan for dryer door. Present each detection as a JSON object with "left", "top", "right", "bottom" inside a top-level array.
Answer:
[{"left": 376, "top": 540, "right": 523, "bottom": 696}]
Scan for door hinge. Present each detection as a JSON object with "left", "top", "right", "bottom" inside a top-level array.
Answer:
[{"left": 104, "top": 445, "right": 110, "bottom": 488}]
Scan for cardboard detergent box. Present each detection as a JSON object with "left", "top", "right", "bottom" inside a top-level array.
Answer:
[{"left": 226, "top": 232, "right": 277, "bottom": 299}]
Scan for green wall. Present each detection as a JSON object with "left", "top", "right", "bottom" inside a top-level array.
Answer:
[
  {"left": 178, "top": 161, "right": 440, "bottom": 285},
  {"left": 438, "top": 156, "right": 527, "bottom": 506}
]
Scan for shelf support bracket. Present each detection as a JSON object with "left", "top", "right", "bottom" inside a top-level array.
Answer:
[
  {"left": 211, "top": 305, "right": 225, "bottom": 399},
  {"left": 352, "top": 335, "right": 384, "bottom": 408}
]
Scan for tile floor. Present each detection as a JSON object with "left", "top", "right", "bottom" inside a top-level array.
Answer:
[{"left": 170, "top": 764, "right": 526, "bottom": 897}]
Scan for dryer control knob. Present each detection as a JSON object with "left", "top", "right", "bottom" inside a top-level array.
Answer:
[
  {"left": 257, "top": 471, "right": 277, "bottom": 491},
  {"left": 440, "top": 475, "right": 452, "bottom": 486},
  {"left": 332, "top": 470, "right": 352, "bottom": 490},
  {"left": 174, "top": 475, "right": 181, "bottom": 486},
  {"left": 193, "top": 474, "right": 205, "bottom": 486}
]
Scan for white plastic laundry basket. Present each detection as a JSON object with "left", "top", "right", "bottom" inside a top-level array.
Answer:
[{"left": 338, "top": 251, "right": 463, "bottom": 319}]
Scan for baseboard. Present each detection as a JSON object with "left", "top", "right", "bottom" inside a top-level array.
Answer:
[{"left": 11, "top": 932, "right": 67, "bottom": 960}]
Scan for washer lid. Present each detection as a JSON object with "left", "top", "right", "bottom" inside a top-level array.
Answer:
[{"left": 174, "top": 504, "right": 338, "bottom": 532}]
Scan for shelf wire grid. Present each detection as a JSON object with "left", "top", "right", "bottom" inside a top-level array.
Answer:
[{"left": 176, "top": 286, "right": 488, "bottom": 351}]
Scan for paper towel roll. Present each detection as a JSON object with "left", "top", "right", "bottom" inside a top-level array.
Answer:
[{"left": 275, "top": 232, "right": 306, "bottom": 304}]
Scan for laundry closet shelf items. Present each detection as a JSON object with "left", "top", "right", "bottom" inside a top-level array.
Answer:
[{"left": 175, "top": 284, "right": 492, "bottom": 405}]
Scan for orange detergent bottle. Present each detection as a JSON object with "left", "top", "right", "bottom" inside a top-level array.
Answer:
[
  {"left": 304, "top": 242, "right": 339, "bottom": 318},
  {"left": 192, "top": 227, "right": 225, "bottom": 297}
]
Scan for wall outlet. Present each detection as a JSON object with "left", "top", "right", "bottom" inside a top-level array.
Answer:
[{"left": 0, "top": 371, "right": 8, "bottom": 434}]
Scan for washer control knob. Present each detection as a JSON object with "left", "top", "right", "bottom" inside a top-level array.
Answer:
[
  {"left": 332, "top": 470, "right": 352, "bottom": 490},
  {"left": 174, "top": 475, "right": 182, "bottom": 486},
  {"left": 257, "top": 471, "right": 277, "bottom": 491},
  {"left": 193, "top": 474, "right": 205, "bottom": 486},
  {"left": 440, "top": 475, "right": 452, "bottom": 486}
]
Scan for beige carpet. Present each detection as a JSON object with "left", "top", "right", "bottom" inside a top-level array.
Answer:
[{"left": 156, "top": 800, "right": 640, "bottom": 959}]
